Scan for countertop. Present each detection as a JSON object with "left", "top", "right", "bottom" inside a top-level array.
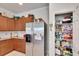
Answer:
[{"left": 0, "top": 37, "right": 25, "bottom": 41}]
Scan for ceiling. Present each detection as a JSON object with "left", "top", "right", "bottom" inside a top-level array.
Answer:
[{"left": 0, "top": 3, "right": 48, "bottom": 13}]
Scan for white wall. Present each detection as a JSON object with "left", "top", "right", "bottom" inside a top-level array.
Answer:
[
  {"left": 49, "top": 3, "right": 55, "bottom": 56},
  {"left": 0, "top": 31, "right": 26, "bottom": 41},
  {"left": 16, "top": 6, "right": 49, "bottom": 24},
  {"left": 49, "top": 3, "right": 78, "bottom": 56},
  {"left": 73, "top": 7, "right": 79, "bottom": 56},
  {"left": 0, "top": 7, "right": 15, "bottom": 18}
]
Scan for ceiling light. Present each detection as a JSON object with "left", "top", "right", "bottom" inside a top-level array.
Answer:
[{"left": 19, "top": 3, "right": 23, "bottom": 5}]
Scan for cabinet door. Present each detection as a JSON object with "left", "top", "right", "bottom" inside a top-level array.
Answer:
[
  {"left": 0, "top": 16, "right": 8, "bottom": 31},
  {"left": 14, "top": 39, "right": 26, "bottom": 53},
  {"left": 7, "top": 19, "right": 15, "bottom": 31},
  {"left": 15, "top": 17, "right": 32, "bottom": 31},
  {"left": 25, "top": 17, "right": 33, "bottom": 22},
  {"left": 0, "top": 45, "right": 13, "bottom": 56},
  {"left": 0, "top": 40, "right": 13, "bottom": 56},
  {"left": 17, "top": 39, "right": 26, "bottom": 53},
  {"left": 15, "top": 20, "right": 25, "bottom": 31}
]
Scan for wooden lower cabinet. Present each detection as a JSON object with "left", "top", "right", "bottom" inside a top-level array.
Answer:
[
  {"left": 13, "top": 39, "right": 26, "bottom": 53},
  {"left": 0, "top": 39, "right": 26, "bottom": 56},
  {"left": 0, "top": 45, "right": 13, "bottom": 55},
  {"left": 0, "top": 39, "right": 13, "bottom": 56}
]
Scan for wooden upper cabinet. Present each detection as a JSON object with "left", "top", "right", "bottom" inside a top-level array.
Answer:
[
  {"left": 0, "top": 16, "right": 33, "bottom": 31},
  {"left": 15, "top": 17, "right": 33, "bottom": 31},
  {"left": 0, "top": 16, "right": 8, "bottom": 31},
  {"left": 18, "top": 17, "right": 33, "bottom": 24},
  {"left": 0, "top": 16, "right": 15, "bottom": 31},
  {"left": 7, "top": 19, "right": 15, "bottom": 31},
  {"left": 23, "top": 17, "right": 33, "bottom": 23},
  {"left": 15, "top": 20, "right": 25, "bottom": 31}
]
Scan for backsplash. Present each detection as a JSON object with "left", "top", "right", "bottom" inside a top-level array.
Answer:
[{"left": 0, "top": 31, "right": 26, "bottom": 40}]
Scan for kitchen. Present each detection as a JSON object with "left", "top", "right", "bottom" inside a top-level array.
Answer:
[
  {"left": 0, "top": 3, "right": 48, "bottom": 56},
  {"left": 1, "top": 3, "right": 79, "bottom": 56}
]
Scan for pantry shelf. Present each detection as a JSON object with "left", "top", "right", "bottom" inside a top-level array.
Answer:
[{"left": 55, "top": 13, "right": 73, "bottom": 56}]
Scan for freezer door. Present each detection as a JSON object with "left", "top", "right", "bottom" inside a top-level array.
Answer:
[
  {"left": 26, "top": 23, "right": 33, "bottom": 56},
  {"left": 25, "top": 22, "right": 33, "bottom": 34}
]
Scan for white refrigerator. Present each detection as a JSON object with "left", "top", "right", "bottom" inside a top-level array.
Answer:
[{"left": 25, "top": 22, "right": 47, "bottom": 56}]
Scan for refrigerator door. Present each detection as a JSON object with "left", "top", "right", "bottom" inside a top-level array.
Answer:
[
  {"left": 33, "top": 22, "right": 44, "bottom": 56},
  {"left": 25, "top": 22, "right": 33, "bottom": 34},
  {"left": 25, "top": 22, "right": 33, "bottom": 56},
  {"left": 26, "top": 22, "right": 45, "bottom": 56}
]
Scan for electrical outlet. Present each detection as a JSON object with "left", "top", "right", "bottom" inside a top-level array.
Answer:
[{"left": 77, "top": 51, "right": 79, "bottom": 55}]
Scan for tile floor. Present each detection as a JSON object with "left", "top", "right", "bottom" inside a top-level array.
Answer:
[{"left": 5, "top": 51, "right": 25, "bottom": 56}]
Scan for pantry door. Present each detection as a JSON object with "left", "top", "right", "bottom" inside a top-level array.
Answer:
[{"left": 73, "top": 7, "right": 79, "bottom": 56}]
